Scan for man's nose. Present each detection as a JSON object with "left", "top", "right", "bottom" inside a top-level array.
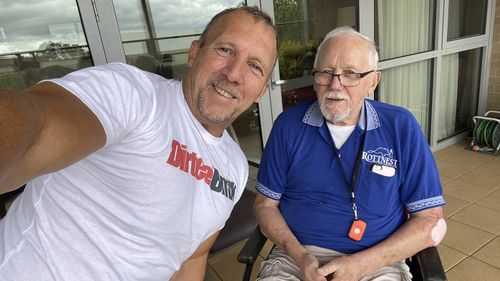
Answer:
[
  {"left": 223, "top": 56, "right": 245, "bottom": 84},
  {"left": 329, "top": 74, "right": 343, "bottom": 90}
]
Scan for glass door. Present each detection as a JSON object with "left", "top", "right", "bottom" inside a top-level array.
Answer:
[
  {"left": 111, "top": 0, "right": 266, "bottom": 162},
  {"left": 0, "top": 0, "right": 97, "bottom": 91},
  {"left": 259, "top": 0, "right": 358, "bottom": 143}
]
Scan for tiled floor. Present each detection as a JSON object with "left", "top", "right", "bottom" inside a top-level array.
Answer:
[{"left": 206, "top": 139, "right": 500, "bottom": 281}]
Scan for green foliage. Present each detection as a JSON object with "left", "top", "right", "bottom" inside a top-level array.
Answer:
[
  {"left": 274, "top": 0, "right": 302, "bottom": 23},
  {"left": 279, "top": 39, "right": 319, "bottom": 79},
  {"left": 0, "top": 72, "right": 27, "bottom": 91}
]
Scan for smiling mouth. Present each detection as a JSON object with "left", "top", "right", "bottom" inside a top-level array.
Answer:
[
  {"left": 213, "top": 84, "right": 237, "bottom": 99},
  {"left": 328, "top": 97, "right": 344, "bottom": 102}
]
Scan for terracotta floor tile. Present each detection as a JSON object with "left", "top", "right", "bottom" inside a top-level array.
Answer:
[
  {"left": 451, "top": 204, "right": 500, "bottom": 235},
  {"left": 208, "top": 241, "right": 252, "bottom": 281},
  {"left": 438, "top": 150, "right": 496, "bottom": 173},
  {"left": 433, "top": 143, "right": 467, "bottom": 161},
  {"left": 456, "top": 164, "right": 500, "bottom": 190},
  {"left": 441, "top": 219, "right": 494, "bottom": 255},
  {"left": 260, "top": 240, "right": 275, "bottom": 259},
  {"left": 443, "top": 179, "right": 492, "bottom": 202},
  {"left": 436, "top": 160, "right": 468, "bottom": 181},
  {"left": 446, "top": 257, "right": 500, "bottom": 281},
  {"left": 442, "top": 194, "right": 470, "bottom": 218},
  {"left": 437, "top": 244, "right": 467, "bottom": 272},
  {"left": 472, "top": 236, "right": 500, "bottom": 269},
  {"left": 205, "top": 265, "right": 222, "bottom": 281},
  {"left": 476, "top": 188, "right": 500, "bottom": 213}
]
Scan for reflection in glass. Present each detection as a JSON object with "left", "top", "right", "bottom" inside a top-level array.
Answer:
[
  {"left": 375, "top": 0, "right": 435, "bottom": 60},
  {"left": 112, "top": 0, "right": 267, "bottom": 160},
  {"left": 113, "top": 0, "right": 241, "bottom": 80},
  {"left": 377, "top": 61, "right": 432, "bottom": 139},
  {"left": 274, "top": 0, "right": 357, "bottom": 110},
  {"left": 438, "top": 49, "right": 482, "bottom": 141},
  {"left": 447, "top": 0, "right": 487, "bottom": 41},
  {"left": 0, "top": 1, "right": 92, "bottom": 91}
]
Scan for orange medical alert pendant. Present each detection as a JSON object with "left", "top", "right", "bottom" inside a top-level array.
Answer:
[{"left": 348, "top": 219, "right": 366, "bottom": 241}]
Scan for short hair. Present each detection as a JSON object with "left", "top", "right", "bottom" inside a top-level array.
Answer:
[
  {"left": 313, "top": 26, "right": 379, "bottom": 70},
  {"left": 197, "top": 6, "right": 278, "bottom": 53}
]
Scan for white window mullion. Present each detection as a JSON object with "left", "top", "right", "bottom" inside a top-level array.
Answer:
[
  {"left": 91, "top": 0, "right": 126, "bottom": 63},
  {"left": 479, "top": 0, "right": 496, "bottom": 114},
  {"left": 77, "top": 0, "right": 106, "bottom": 65},
  {"left": 358, "top": 0, "right": 375, "bottom": 41}
]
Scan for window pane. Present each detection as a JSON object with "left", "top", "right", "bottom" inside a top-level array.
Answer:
[
  {"left": 275, "top": 0, "right": 357, "bottom": 111},
  {"left": 375, "top": 0, "right": 435, "bottom": 60},
  {"left": 438, "top": 49, "right": 482, "bottom": 141},
  {"left": 447, "top": 0, "right": 487, "bottom": 40},
  {"left": 113, "top": 0, "right": 242, "bottom": 80},
  {"left": 113, "top": 1, "right": 267, "bottom": 162},
  {"left": 0, "top": 1, "right": 92, "bottom": 91},
  {"left": 377, "top": 60, "right": 433, "bottom": 139}
]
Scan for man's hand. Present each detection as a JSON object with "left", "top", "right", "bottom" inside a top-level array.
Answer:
[
  {"left": 295, "top": 251, "right": 328, "bottom": 281},
  {"left": 317, "top": 255, "right": 364, "bottom": 281}
]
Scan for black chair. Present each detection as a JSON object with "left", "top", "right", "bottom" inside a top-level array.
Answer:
[
  {"left": 237, "top": 226, "right": 447, "bottom": 281},
  {"left": 209, "top": 126, "right": 261, "bottom": 255},
  {"left": 209, "top": 188, "right": 258, "bottom": 254},
  {"left": 0, "top": 185, "right": 25, "bottom": 219}
]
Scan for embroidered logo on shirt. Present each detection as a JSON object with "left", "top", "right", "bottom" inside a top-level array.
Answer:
[
  {"left": 166, "top": 139, "right": 236, "bottom": 200},
  {"left": 362, "top": 147, "right": 398, "bottom": 168}
]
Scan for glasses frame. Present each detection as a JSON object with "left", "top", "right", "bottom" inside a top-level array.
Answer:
[{"left": 312, "top": 70, "right": 375, "bottom": 87}]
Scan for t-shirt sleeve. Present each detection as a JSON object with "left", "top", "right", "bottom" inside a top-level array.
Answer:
[
  {"left": 256, "top": 114, "right": 289, "bottom": 200},
  {"left": 47, "top": 62, "right": 159, "bottom": 146},
  {"left": 400, "top": 116, "right": 445, "bottom": 213}
]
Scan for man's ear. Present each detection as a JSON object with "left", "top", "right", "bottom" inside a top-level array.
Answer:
[
  {"left": 187, "top": 40, "right": 200, "bottom": 67},
  {"left": 368, "top": 70, "right": 381, "bottom": 94},
  {"left": 254, "top": 83, "right": 269, "bottom": 103}
]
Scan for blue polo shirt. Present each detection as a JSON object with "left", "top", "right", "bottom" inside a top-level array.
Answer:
[{"left": 256, "top": 99, "right": 445, "bottom": 254}]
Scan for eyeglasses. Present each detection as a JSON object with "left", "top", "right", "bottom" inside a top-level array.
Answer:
[{"left": 312, "top": 70, "right": 375, "bottom": 87}]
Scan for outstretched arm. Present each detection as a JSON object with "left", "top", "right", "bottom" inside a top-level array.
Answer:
[
  {"left": 318, "top": 206, "right": 446, "bottom": 281},
  {"left": 0, "top": 81, "right": 106, "bottom": 193},
  {"left": 254, "top": 193, "right": 327, "bottom": 281}
]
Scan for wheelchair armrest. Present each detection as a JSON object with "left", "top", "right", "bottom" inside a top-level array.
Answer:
[
  {"left": 237, "top": 226, "right": 267, "bottom": 265},
  {"left": 413, "top": 246, "right": 447, "bottom": 281},
  {"left": 247, "top": 157, "right": 260, "bottom": 168}
]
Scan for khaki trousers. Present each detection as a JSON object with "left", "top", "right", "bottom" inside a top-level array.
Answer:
[{"left": 257, "top": 245, "right": 412, "bottom": 281}]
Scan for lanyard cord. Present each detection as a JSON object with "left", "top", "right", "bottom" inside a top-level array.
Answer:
[{"left": 337, "top": 108, "right": 368, "bottom": 220}]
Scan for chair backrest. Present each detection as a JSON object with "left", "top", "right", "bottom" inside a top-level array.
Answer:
[
  {"left": 209, "top": 126, "right": 259, "bottom": 254},
  {"left": 210, "top": 188, "right": 257, "bottom": 254},
  {"left": 0, "top": 185, "right": 25, "bottom": 219}
]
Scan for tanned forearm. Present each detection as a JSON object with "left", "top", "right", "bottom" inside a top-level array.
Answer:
[
  {"left": 254, "top": 194, "right": 307, "bottom": 260},
  {"left": 0, "top": 89, "right": 42, "bottom": 193},
  {"left": 170, "top": 231, "right": 220, "bottom": 281},
  {"left": 254, "top": 193, "right": 329, "bottom": 281},
  {"left": 318, "top": 207, "right": 446, "bottom": 280}
]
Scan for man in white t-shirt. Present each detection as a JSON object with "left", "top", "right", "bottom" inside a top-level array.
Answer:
[{"left": 0, "top": 6, "right": 277, "bottom": 281}]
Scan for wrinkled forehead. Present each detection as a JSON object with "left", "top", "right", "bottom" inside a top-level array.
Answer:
[
  {"left": 206, "top": 11, "right": 276, "bottom": 45},
  {"left": 318, "top": 35, "right": 371, "bottom": 70},
  {"left": 206, "top": 11, "right": 277, "bottom": 71}
]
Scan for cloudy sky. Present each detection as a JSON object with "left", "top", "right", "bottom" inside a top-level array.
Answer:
[{"left": 0, "top": 0, "right": 242, "bottom": 54}]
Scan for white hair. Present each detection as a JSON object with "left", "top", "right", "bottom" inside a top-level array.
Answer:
[{"left": 313, "top": 26, "right": 379, "bottom": 70}]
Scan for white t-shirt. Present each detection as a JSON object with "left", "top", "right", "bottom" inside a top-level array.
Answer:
[
  {"left": 327, "top": 123, "right": 356, "bottom": 149},
  {"left": 0, "top": 63, "right": 248, "bottom": 281}
]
